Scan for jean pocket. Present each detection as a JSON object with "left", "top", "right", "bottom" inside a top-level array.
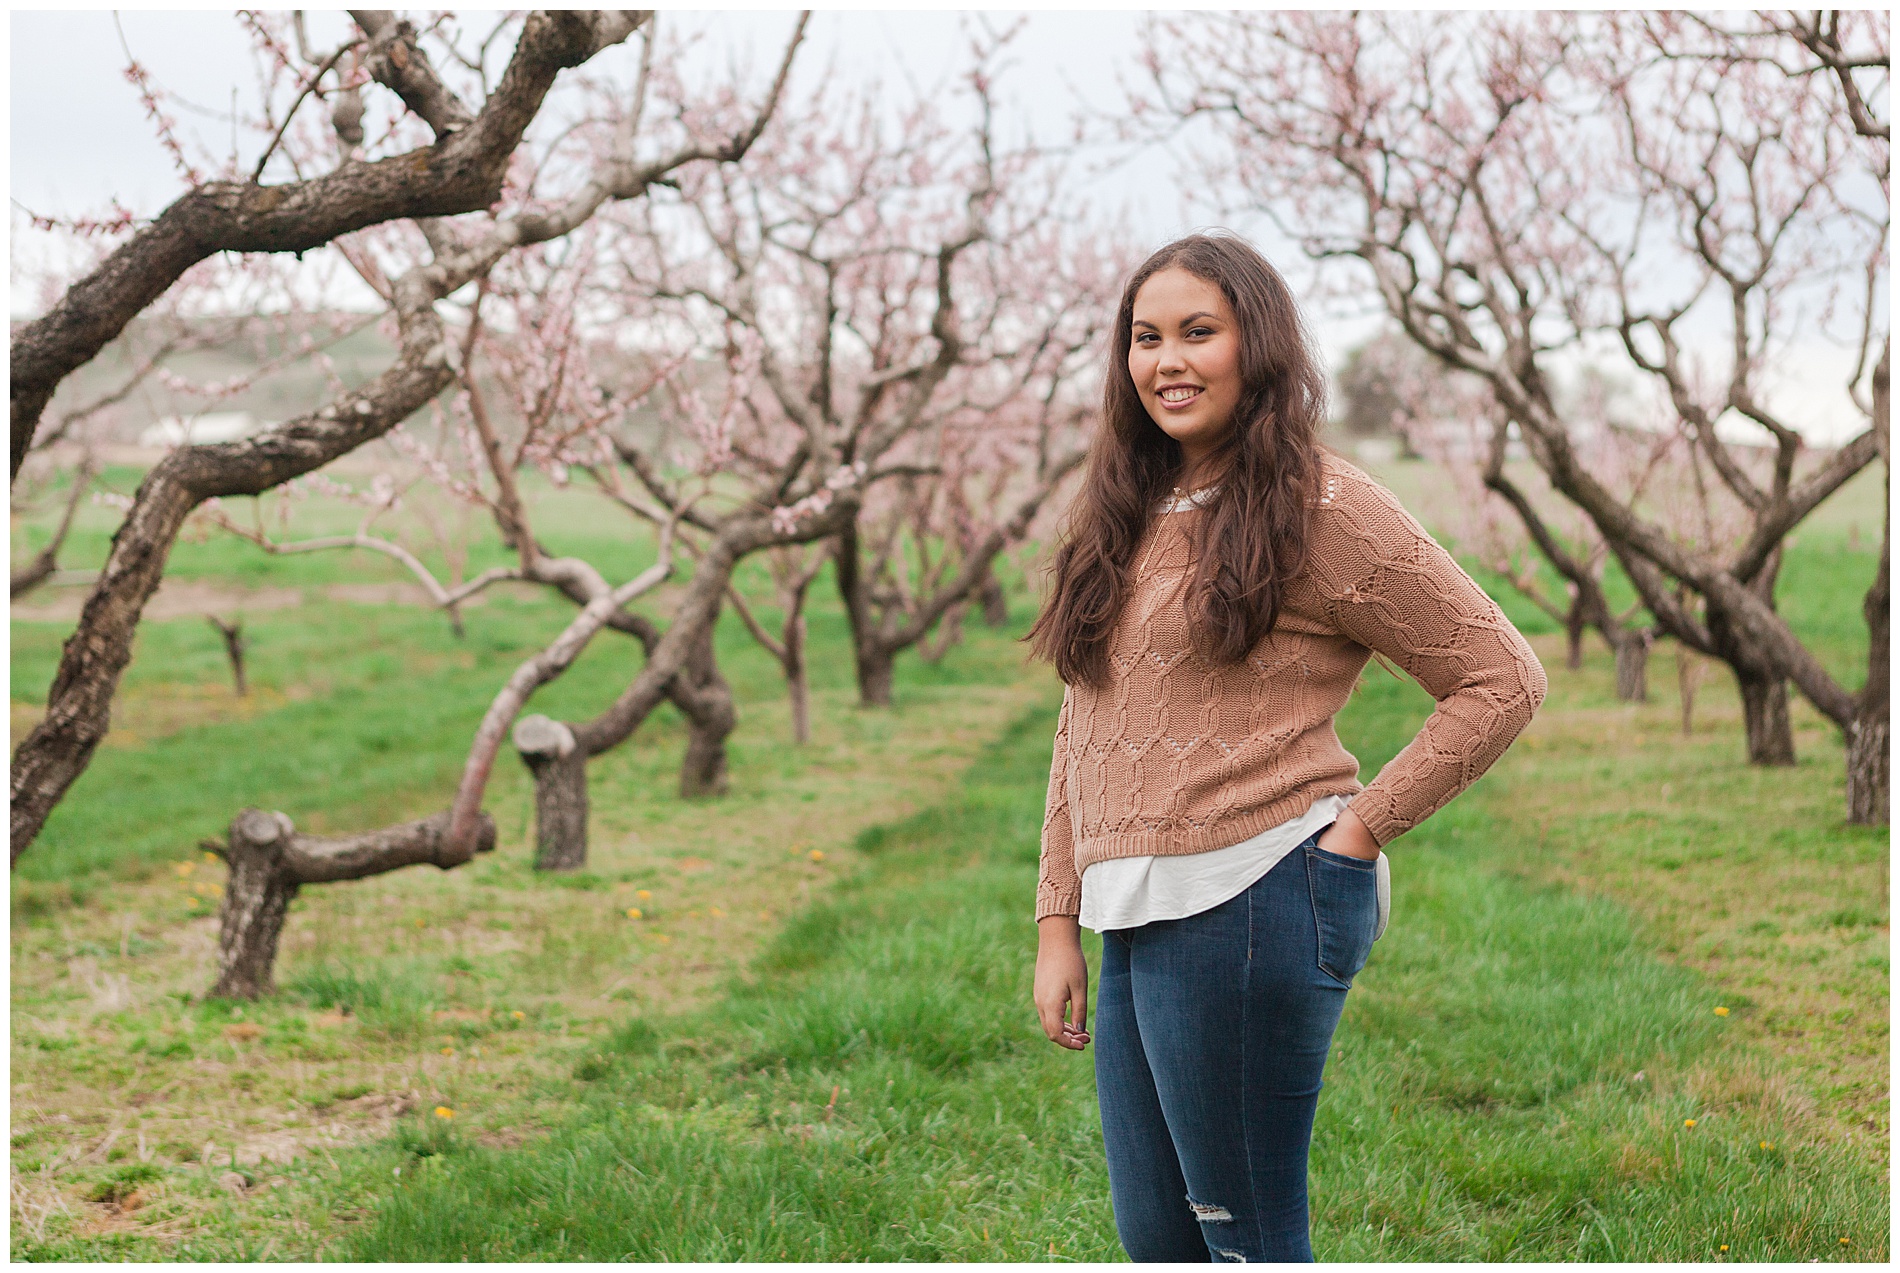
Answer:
[{"left": 1306, "top": 842, "right": 1378, "bottom": 988}]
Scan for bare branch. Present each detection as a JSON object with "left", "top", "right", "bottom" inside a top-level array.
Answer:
[{"left": 10, "top": 459, "right": 96, "bottom": 598}]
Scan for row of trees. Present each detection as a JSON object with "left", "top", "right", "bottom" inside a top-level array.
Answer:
[
  {"left": 1146, "top": 9, "right": 1889, "bottom": 820},
  {"left": 10, "top": 11, "right": 1885, "bottom": 999},
  {"left": 10, "top": 12, "right": 1125, "bottom": 997}
]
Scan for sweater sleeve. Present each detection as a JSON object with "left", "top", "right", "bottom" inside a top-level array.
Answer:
[
  {"left": 1035, "top": 687, "right": 1082, "bottom": 921},
  {"left": 1311, "top": 467, "right": 1547, "bottom": 848}
]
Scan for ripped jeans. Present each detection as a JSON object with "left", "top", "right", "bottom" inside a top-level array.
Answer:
[{"left": 1093, "top": 831, "right": 1379, "bottom": 1262}]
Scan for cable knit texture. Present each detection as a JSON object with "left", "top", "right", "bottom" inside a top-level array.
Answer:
[{"left": 1037, "top": 453, "right": 1546, "bottom": 921}]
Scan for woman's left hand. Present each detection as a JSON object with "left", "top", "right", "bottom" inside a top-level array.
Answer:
[{"left": 1316, "top": 807, "right": 1381, "bottom": 861}]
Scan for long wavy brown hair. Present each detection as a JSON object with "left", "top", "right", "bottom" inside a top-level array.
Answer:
[{"left": 1027, "top": 233, "right": 1328, "bottom": 686}]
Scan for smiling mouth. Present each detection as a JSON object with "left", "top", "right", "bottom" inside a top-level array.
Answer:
[{"left": 1158, "top": 386, "right": 1202, "bottom": 405}]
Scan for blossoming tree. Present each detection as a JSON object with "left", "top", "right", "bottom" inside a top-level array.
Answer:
[{"left": 1145, "top": 9, "right": 1889, "bottom": 819}]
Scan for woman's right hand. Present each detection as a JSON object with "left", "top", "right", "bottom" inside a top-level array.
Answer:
[{"left": 1034, "top": 915, "right": 1091, "bottom": 1050}]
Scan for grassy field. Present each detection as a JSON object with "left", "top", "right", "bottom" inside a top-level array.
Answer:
[{"left": 9, "top": 458, "right": 1886, "bottom": 1259}]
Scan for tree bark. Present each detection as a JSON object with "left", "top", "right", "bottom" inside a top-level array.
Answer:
[
  {"left": 787, "top": 621, "right": 812, "bottom": 745},
  {"left": 1612, "top": 629, "right": 1650, "bottom": 703},
  {"left": 213, "top": 810, "right": 301, "bottom": 1001},
  {"left": 1564, "top": 590, "right": 1587, "bottom": 671},
  {"left": 211, "top": 806, "right": 496, "bottom": 999},
  {"left": 1846, "top": 712, "right": 1888, "bottom": 825},
  {"left": 1702, "top": 548, "right": 1797, "bottom": 766},
  {"left": 977, "top": 566, "right": 1010, "bottom": 626},
  {"left": 1848, "top": 359, "right": 1889, "bottom": 824},
  {"left": 858, "top": 650, "right": 897, "bottom": 708},
  {"left": 1734, "top": 666, "right": 1796, "bottom": 766},
  {"left": 514, "top": 715, "right": 588, "bottom": 871},
  {"left": 673, "top": 618, "right": 735, "bottom": 799},
  {"left": 1676, "top": 642, "right": 1702, "bottom": 736}
]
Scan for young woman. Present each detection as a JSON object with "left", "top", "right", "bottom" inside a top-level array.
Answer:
[{"left": 1028, "top": 234, "right": 1546, "bottom": 1263}]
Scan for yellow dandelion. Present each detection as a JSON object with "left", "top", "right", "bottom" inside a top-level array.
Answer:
[
  {"left": 174, "top": 861, "right": 195, "bottom": 877},
  {"left": 433, "top": 1106, "right": 454, "bottom": 1120},
  {"left": 636, "top": 889, "right": 652, "bottom": 901},
  {"left": 512, "top": 1010, "right": 526, "bottom": 1021},
  {"left": 1713, "top": 1006, "right": 1730, "bottom": 1017},
  {"left": 1684, "top": 1118, "right": 1697, "bottom": 1128},
  {"left": 654, "top": 933, "right": 672, "bottom": 944},
  {"left": 440, "top": 1046, "right": 454, "bottom": 1056},
  {"left": 415, "top": 918, "right": 426, "bottom": 929},
  {"left": 710, "top": 906, "right": 725, "bottom": 918},
  {"left": 1760, "top": 1141, "right": 1772, "bottom": 1150},
  {"left": 808, "top": 849, "right": 825, "bottom": 863},
  {"left": 626, "top": 907, "right": 643, "bottom": 920},
  {"left": 1719, "top": 1245, "right": 1728, "bottom": 1253},
  {"left": 1841, "top": 1239, "right": 1851, "bottom": 1246},
  {"left": 203, "top": 850, "right": 219, "bottom": 863}
]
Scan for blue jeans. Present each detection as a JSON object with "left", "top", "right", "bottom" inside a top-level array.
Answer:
[{"left": 1093, "top": 830, "right": 1379, "bottom": 1262}]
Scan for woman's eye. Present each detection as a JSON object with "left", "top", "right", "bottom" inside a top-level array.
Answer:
[{"left": 1187, "top": 326, "right": 1213, "bottom": 338}]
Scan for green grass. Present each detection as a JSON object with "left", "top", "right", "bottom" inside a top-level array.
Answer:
[
  {"left": 12, "top": 563, "right": 1006, "bottom": 886},
  {"left": 11, "top": 456, "right": 1883, "bottom": 1260},
  {"left": 168, "top": 674, "right": 1870, "bottom": 1262}
]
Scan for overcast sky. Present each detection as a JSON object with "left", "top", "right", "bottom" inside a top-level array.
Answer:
[
  {"left": 8, "top": 12, "right": 1360, "bottom": 329},
  {"left": 9, "top": 10, "right": 1872, "bottom": 443}
]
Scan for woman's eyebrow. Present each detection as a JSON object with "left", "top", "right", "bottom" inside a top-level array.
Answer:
[{"left": 1131, "top": 311, "right": 1220, "bottom": 331}]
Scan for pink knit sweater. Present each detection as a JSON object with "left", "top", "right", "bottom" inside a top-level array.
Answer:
[{"left": 1037, "top": 453, "right": 1546, "bottom": 922}]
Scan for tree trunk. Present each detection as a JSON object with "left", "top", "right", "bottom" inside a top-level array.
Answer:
[
  {"left": 1702, "top": 549, "right": 1797, "bottom": 767},
  {"left": 786, "top": 612, "right": 811, "bottom": 745},
  {"left": 1612, "top": 629, "right": 1649, "bottom": 703},
  {"left": 514, "top": 715, "right": 589, "bottom": 871},
  {"left": 1848, "top": 418, "right": 1889, "bottom": 825},
  {"left": 1676, "top": 643, "right": 1701, "bottom": 736},
  {"left": 1846, "top": 713, "right": 1888, "bottom": 825},
  {"left": 858, "top": 649, "right": 896, "bottom": 708},
  {"left": 212, "top": 810, "right": 301, "bottom": 1000},
  {"left": 211, "top": 806, "right": 495, "bottom": 999},
  {"left": 978, "top": 567, "right": 1010, "bottom": 627},
  {"left": 832, "top": 524, "right": 883, "bottom": 707},
  {"left": 675, "top": 621, "right": 735, "bottom": 799},
  {"left": 1736, "top": 667, "right": 1796, "bottom": 767},
  {"left": 680, "top": 710, "right": 732, "bottom": 797},
  {"left": 1564, "top": 590, "right": 1586, "bottom": 671}
]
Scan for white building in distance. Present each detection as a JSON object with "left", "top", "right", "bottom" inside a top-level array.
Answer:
[{"left": 137, "top": 412, "right": 259, "bottom": 448}]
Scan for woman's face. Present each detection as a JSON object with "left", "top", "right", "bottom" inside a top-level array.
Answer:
[{"left": 1128, "top": 267, "right": 1244, "bottom": 478}]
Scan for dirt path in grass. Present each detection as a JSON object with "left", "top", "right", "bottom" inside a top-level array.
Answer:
[{"left": 9, "top": 578, "right": 479, "bottom": 627}]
